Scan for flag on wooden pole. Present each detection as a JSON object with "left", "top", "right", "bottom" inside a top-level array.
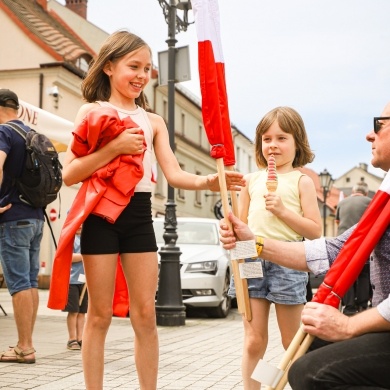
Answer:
[
  {"left": 192, "top": 0, "right": 251, "bottom": 320},
  {"left": 192, "top": 0, "right": 235, "bottom": 167}
]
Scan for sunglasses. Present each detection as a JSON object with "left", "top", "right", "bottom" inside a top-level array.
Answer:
[{"left": 373, "top": 117, "right": 390, "bottom": 134}]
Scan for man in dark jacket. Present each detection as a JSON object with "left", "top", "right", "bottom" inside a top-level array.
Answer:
[{"left": 0, "top": 89, "right": 44, "bottom": 364}]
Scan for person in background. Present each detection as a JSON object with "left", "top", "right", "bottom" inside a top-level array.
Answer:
[
  {"left": 219, "top": 102, "right": 390, "bottom": 389},
  {"left": 0, "top": 89, "right": 43, "bottom": 364},
  {"left": 63, "top": 224, "right": 87, "bottom": 350},
  {"left": 51, "top": 30, "right": 244, "bottom": 390},
  {"left": 233, "top": 106, "right": 322, "bottom": 389},
  {"left": 335, "top": 181, "right": 372, "bottom": 315}
]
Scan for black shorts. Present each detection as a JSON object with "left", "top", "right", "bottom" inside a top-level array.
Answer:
[
  {"left": 63, "top": 284, "right": 88, "bottom": 313},
  {"left": 80, "top": 192, "right": 158, "bottom": 254}
]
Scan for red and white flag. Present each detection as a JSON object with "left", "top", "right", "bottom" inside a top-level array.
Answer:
[
  {"left": 314, "top": 171, "right": 390, "bottom": 307},
  {"left": 192, "top": 0, "right": 235, "bottom": 167}
]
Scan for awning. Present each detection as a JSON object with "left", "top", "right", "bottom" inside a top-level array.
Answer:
[{"left": 18, "top": 100, "right": 73, "bottom": 152}]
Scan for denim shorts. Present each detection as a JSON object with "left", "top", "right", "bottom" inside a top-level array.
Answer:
[
  {"left": 0, "top": 218, "right": 44, "bottom": 295},
  {"left": 229, "top": 258, "right": 308, "bottom": 304}
]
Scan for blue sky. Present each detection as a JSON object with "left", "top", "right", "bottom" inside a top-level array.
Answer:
[{"left": 63, "top": 0, "right": 390, "bottom": 179}]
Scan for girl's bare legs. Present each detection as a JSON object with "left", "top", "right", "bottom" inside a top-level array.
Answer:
[
  {"left": 81, "top": 253, "right": 118, "bottom": 390},
  {"left": 242, "top": 298, "right": 271, "bottom": 390},
  {"left": 121, "top": 252, "right": 159, "bottom": 390},
  {"left": 275, "top": 303, "right": 304, "bottom": 349}
]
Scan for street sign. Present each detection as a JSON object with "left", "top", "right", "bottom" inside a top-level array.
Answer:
[{"left": 49, "top": 208, "right": 57, "bottom": 222}]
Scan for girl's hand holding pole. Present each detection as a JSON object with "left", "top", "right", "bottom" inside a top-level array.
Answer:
[{"left": 206, "top": 172, "right": 245, "bottom": 192}]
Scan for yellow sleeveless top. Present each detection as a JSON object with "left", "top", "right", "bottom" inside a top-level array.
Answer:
[{"left": 247, "top": 169, "right": 304, "bottom": 241}]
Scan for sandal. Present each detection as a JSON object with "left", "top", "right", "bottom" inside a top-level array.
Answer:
[
  {"left": 67, "top": 340, "right": 80, "bottom": 351},
  {"left": 0, "top": 346, "right": 36, "bottom": 364}
]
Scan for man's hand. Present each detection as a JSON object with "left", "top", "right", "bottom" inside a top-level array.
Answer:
[
  {"left": 0, "top": 203, "right": 11, "bottom": 214},
  {"left": 301, "top": 302, "right": 352, "bottom": 342},
  {"left": 219, "top": 212, "right": 255, "bottom": 250}
]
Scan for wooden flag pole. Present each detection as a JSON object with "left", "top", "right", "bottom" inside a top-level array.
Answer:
[
  {"left": 264, "top": 327, "right": 315, "bottom": 390},
  {"left": 272, "top": 333, "right": 315, "bottom": 390},
  {"left": 218, "top": 160, "right": 251, "bottom": 321},
  {"left": 79, "top": 283, "right": 87, "bottom": 306},
  {"left": 78, "top": 273, "right": 87, "bottom": 306}
]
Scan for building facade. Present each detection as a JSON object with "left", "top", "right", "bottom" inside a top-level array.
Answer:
[{"left": 0, "top": 0, "right": 256, "bottom": 282}]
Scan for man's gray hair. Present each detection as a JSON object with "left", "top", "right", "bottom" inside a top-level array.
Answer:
[{"left": 352, "top": 181, "right": 369, "bottom": 195}]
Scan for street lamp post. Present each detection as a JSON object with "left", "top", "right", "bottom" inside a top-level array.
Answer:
[
  {"left": 319, "top": 168, "right": 334, "bottom": 237},
  {"left": 155, "top": 0, "right": 192, "bottom": 326}
]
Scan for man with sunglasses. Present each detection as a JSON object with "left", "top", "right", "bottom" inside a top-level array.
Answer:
[{"left": 220, "top": 102, "right": 390, "bottom": 389}]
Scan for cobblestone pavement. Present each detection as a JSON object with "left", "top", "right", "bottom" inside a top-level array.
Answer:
[{"left": 0, "top": 289, "right": 291, "bottom": 390}]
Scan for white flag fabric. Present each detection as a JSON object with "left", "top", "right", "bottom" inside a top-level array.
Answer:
[{"left": 192, "top": 0, "right": 235, "bottom": 166}]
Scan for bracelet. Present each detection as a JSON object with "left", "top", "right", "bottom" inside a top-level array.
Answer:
[{"left": 256, "top": 236, "right": 264, "bottom": 257}]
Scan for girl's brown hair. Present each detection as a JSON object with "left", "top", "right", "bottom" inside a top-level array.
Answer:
[
  {"left": 254, "top": 106, "right": 315, "bottom": 168},
  {"left": 81, "top": 30, "right": 151, "bottom": 109}
]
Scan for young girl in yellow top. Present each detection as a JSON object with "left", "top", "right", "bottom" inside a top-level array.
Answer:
[{"left": 231, "top": 106, "right": 322, "bottom": 390}]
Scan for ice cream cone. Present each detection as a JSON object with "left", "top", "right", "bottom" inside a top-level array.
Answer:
[
  {"left": 266, "top": 181, "right": 278, "bottom": 193},
  {"left": 266, "top": 154, "right": 278, "bottom": 192}
]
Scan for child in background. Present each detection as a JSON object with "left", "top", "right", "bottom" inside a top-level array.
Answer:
[
  {"left": 63, "top": 225, "right": 87, "bottom": 350},
  {"left": 232, "top": 106, "right": 322, "bottom": 389}
]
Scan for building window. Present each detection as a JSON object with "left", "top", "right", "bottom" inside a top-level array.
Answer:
[
  {"left": 198, "top": 124, "right": 203, "bottom": 145},
  {"left": 195, "top": 171, "right": 202, "bottom": 206},
  {"left": 248, "top": 155, "right": 252, "bottom": 173},
  {"left": 236, "top": 146, "right": 241, "bottom": 170},
  {"left": 177, "top": 163, "right": 185, "bottom": 200},
  {"left": 153, "top": 163, "right": 164, "bottom": 198},
  {"left": 181, "top": 113, "right": 185, "bottom": 136},
  {"left": 75, "top": 56, "right": 90, "bottom": 73},
  {"left": 346, "top": 177, "right": 350, "bottom": 183},
  {"left": 163, "top": 100, "right": 168, "bottom": 122}
]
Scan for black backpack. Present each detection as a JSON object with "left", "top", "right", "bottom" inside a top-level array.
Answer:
[{"left": 5, "top": 122, "right": 63, "bottom": 208}]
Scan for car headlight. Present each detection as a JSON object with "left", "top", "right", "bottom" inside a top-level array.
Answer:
[{"left": 185, "top": 261, "right": 218, "bottom": 275}]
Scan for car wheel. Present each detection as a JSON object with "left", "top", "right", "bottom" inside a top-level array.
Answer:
[{"left": 206, "top": 272, "right": 231, "bottom": 318}]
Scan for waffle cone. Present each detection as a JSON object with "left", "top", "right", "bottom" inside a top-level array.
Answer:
[{"left": 266, "top": 181, "right": 278, "bottom": 192}]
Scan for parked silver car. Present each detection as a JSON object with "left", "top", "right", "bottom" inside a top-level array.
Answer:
[{"left": 153, "top": 217, "right": 232, "bottom": 318}]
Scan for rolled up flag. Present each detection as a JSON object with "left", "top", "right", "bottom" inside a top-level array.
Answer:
[{"left": 313, "top": 171, "right": 390, "bottom": 307}]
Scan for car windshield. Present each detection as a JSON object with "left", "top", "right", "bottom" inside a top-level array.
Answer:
[{"left": 153, "top": 220, "right": 219, "bottom": 245}]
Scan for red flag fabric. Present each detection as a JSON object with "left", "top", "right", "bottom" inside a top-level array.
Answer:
[
  {"left": 313, "top": 172, "right": 390, "bottom": 307},
  {"left": 113, "top": 256, "right": 130, "bottom": 317},
  {"left": 192, "top": 0, "right": 235, "bottom": 167}
]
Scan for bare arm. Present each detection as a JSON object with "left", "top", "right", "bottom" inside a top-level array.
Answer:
[
  {"left": 72, "top": 252, "right": 83, "bottom": 263},
  {"left": 151, "top": 113, "right": 245, "bottom": 191},
  {"left": 0, "top": 150, "right": 5, "bottom": 186},
  {"left": 62, "top": 103, "right": 144, "bottom": 186},
  {"left": 238, "top": 173, "right": 251, "bottom": 222},
  {"left": 265, "top": 174, "right": 322, "bottom": 239},
  {"left": 0, "top": 150, "right": 11, "bottom": 213}
]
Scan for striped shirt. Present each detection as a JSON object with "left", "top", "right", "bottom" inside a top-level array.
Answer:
[{"left": 304, "top": 225, "right": 390, "bottom": 322}]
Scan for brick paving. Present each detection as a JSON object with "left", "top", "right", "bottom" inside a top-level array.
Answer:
[{"left": 0, "top": 289, "right": 291, "bottom": 390}]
